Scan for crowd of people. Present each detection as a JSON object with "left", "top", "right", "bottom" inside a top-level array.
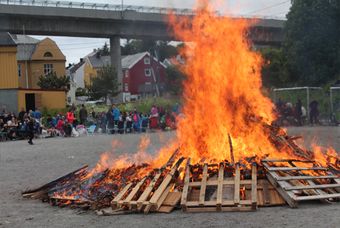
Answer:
[
  {"left": 0, "top": 103, "right": 180, "bottom": 143},
  {"left": 0, "top": 108, "right": 39, "bottom": 144},
  {"left": 275, "top": 98, "right": 320, "bottom": 126}
]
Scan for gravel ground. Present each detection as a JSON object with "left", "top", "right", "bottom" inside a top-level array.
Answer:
[{"left": 0, "top": 127, "right": 339, "bottom": 228}]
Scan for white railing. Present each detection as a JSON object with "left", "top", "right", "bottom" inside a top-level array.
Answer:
[
  {"left": 0, "top": 0, "right": 196, "bottom": 15},
  {"left": 0, "top": 0, "right": 287, "bottom": 20}
]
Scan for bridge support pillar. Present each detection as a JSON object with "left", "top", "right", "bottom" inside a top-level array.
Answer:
[{"left": 110, "top": 36, "right": 123, "bottom": 102}]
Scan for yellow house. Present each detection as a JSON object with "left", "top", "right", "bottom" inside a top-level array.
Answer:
[{"left": 0, "top": 33, "right": 66, "bottom": 113}]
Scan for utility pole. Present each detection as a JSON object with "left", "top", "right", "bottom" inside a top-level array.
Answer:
[{"left": 23, "top": 25, "right": 29, "bottom": 88}]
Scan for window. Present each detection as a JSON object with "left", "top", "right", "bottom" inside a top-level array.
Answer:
[
  {"left": 44, "top": 52, "right": 53, "bottom": 57},
  {"left": 18, "top": 64, "right": 21, "bottom": 77},
  {"left": 124, "top": 70, "right": 129, "bottom": 78},
  {"left": 44, "top": 64, "right": 53, "bottom": 75},
  {"left": 145, "top": 68, "right": 151, "bottom": 77},
  {"left": 144, "top": 57, "right": 150, "bottom": 65},
  {"left": 124, "top": 83, "right": 129, "bottom": 92}
]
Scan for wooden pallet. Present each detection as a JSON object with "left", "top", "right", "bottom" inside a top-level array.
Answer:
[
  {"left": 111, "top": 158, "right": 184, "bottom": 214},
  {"left": 250, "top": 179, "right": 285, "bottom": 206},
  {"left": 262, "top": 159, "right": 340, "bottom": 208},
  {"left": 181, "top": 160, "right": 257, "bottom": 212}
]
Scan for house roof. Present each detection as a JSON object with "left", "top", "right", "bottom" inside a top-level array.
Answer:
[
  {"left": 122, "top": 52, "right": 149, "bottom": 69},
  {"left": 0, "top": 32, "right": 16, "bottom": 46},
  {"left": 87, "top": 51, "right": 167, "bottom": 69},
  {"left": 69, "top": 61, "right": 85, "bottom": 74},
  {"left": 11, "top": 34, "right": 40, "bottom": 44},
  {"left": 16, "top": 44, "right": 37, "bottom": 61}
]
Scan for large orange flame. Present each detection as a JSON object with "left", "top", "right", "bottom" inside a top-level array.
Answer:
[{"left": 168, "top": 1, "right": 282, "bottom": 163}]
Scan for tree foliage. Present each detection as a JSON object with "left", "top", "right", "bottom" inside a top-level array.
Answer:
[
  {"left": 260, "top": 48, "right": 290, "bottom": 87},
  {"left": 88, "top": 65, "right": 120, "bottom": 101},
  {"left": 284, "top": 0, "right": 340, "bottom": 86},
  {"left": 121, "top": 40, "right": 179, "bottom": 61},
  {"left": 37, "top": 72, "right": 70, "bottom": 90},
  {"left": 165, "top": 66, "right": 186, "bottom": 95}
]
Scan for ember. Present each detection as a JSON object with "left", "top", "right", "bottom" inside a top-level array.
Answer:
[{"left": 23, "top": 0, "right": 339, "bottom": 214}]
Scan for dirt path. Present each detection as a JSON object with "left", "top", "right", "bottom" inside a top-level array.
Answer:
[{"left": 0, "top": 127, "right": 339, "bottom": 228}]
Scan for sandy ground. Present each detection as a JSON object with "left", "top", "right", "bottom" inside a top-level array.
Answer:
[{"left": 0, "top": 127, "right": 339, "bottom": 228}]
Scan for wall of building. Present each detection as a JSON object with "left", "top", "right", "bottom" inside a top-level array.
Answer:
[
  {"left": 0, "top": 89, "right": 19, "bottom": 113},
  {"left": 18, "top": 89, "right": 66, "bottom": 111},
  {"left": 0, "top": 46, "right": 18, "bottom": 89},
  {"left": 29, "top": 60, "right": 66, "bottom": 89},
  {"left": 83, "top": 61, "right": 97, "bottom": 86},
  {"left": 126, "top": 55, "right": 166, "bottom": 95}
]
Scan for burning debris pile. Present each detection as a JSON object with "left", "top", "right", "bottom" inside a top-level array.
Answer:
[{"left": 23, "top": 0, "right": 340, "bottom": 214}]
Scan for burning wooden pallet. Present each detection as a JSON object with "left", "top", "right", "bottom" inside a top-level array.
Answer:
[
  {"left": 181, "top": 160, "right": 257, "bottom": 212},
  {"left": 109, "top": 157, "right": 184, "bottom": 214},
  {"left": 262, "top": 159, "right": 340, "bottom": 208}
]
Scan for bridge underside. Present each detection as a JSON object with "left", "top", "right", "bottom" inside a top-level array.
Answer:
[{"left": 0, "top": 15, "right": 283, "bottom": 47}]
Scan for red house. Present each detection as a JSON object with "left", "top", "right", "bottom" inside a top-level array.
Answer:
[{"left": 121, "top": 52, "right": 167, "bottom": 101}]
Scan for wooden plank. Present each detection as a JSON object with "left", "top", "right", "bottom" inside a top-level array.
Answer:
[
  {"left": 295, "top": 193, "right": 340, "bottom": 201},
  {"left": 234, "top": 164, "right": 240, "bottom": 205},
  {"left": 262, "top": 159, "right": 314, "bottom": 163},
  {"left": 185, "top": 206, "right": 254, "bottom": 213},
  {"left": 111, "top": 183, "right": 133, "bottom": 207},
  {"left": 251, "top": 164, "right": 257, "bottom": 209},
  {"left": 267, "top": 167, "right": 327, "bottom": 171},
  {"left": 261, "top": 179, "right": 270, "bottom": 204},
  {"left": 185, "top": 200, "right": 252, "bottom": 207},
  {"left": 188, "top": 179, "right": 252, "bottom": 186},
  {"left": 163, "top": 192, "right": 182, "bottom": 206},
  {"left": 149, "top": 159, "right": 183, "bottom": 207},
  {"left": 136, "top": 172, "right": 162, "bottom": 209},
  {"left": 121, "top": 177, "right": 146, "bottom": 205},
  {"left": 266, "top": 173, "right": 297, "bottom": 208},
  {"left": 284, "top": 184, "right": 340, "bottom": 191},
  {"left": 181, "top": 158, "right": 190, "bottom": 211},
  {"left": 216, "top": 164, "right": 224, "bottom": 210},
  {"left": 199, "top": 164, "right": 208, "bottom": 206},
  {"left": 276, "top": 175, "right": 338, "bottom": 181},
  {"left": 154, "top": 183, "right": 174, "bottom": 211}
]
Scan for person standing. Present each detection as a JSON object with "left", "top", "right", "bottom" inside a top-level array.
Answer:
[
  {"left": 309, "top": 100, "right": 319, "bottom": 125},
  {"left": 79, "top": 104, "right": 88, "bottom": 125},
  {"left": 112, "top": 104, "right": 121, "bottom": 126},
  {"left": 27, "top": 117, "right": 34, "bottom": 145},
  {"left": 18, "top": 108, "right": 26, "bottom": 123},
  {"left": 66, "top": 109, "right": 75, "bottom": 125},
  {"left": 295, "top": 99, "right": 303, "bottom": 126}
]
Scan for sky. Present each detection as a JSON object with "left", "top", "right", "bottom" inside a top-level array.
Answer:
[{"left": 32, "top": 0, "right": 292, "bottom": 64}]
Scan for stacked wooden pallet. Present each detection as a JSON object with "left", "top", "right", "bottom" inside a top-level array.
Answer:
[
  {"left": 262, "top": 159, "right": 340, "bottom": 208},
  {"left": 104, "top": 158, "right": 184, "bottom": 214},
  {"left": 181, "top": 160, "right": 257, "bottom": 212}
]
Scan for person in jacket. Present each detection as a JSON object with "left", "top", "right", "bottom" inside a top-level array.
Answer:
[{"left": 79, "top": 104, "right": 88, "bottom": 125}]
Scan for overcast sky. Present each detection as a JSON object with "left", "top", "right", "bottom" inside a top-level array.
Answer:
[{"left": 33, "top": 0, "right": 291, "bottom": 64}]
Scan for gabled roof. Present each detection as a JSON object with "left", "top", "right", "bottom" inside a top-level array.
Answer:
[
  {"left": 16, "top": 44, "right": 37, "bottom": 61},
  {"left": 11, "top": 34, "right": 40, "bottom": 44},
  {"left": 88, "top": 54, "right": 111, "bottom": 68},
  {"left": 122, "top": 52, "right": 149, "bottom": 69},
  {"left": 87, "top": 51, "right": 167, "bottom": 69},
  {"left": 0, "top": 32, "right": 16, "bottom": 46}
]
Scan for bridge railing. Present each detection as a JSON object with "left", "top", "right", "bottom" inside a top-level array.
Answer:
[{"left": 0, "top": 0, "right": 196, "bottom": 15}]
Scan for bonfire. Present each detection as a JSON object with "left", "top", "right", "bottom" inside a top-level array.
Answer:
[{"left": 23, "top": 0, "right": 339, "bottom": 214}]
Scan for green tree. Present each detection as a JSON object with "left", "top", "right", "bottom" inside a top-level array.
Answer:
[
  {"left": 284, "top": 0, "right": 339, "bottom": 86},
  {"left": 37, "top": 72, "right": 70, "bottom": 90},
  {"left": 165, "top": 66, "right": 186, "bottom": 95},
  {"left": 121, "top": 40, "right": 179, "bottom": 61},
  {"left": 260, "top": 48, "right": 291, "bottom": 87},
  {"left": 88, "top": 65, "right": 120, "bottom": 102}
]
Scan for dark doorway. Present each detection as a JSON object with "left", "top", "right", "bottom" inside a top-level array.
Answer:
[{"left": 25, "top": 93, "right": 35, "bottom": 111}]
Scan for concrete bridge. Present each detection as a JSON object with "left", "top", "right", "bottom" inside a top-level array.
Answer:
[{"left": 0, "top": 0, "right": 285, "bottom": 100}]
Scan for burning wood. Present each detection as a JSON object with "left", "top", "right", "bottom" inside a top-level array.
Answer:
[{"left": 21, "top": 0, "right": 340, "bottom": 215}]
